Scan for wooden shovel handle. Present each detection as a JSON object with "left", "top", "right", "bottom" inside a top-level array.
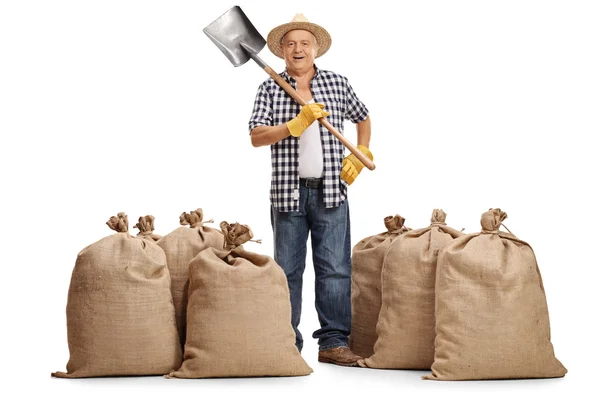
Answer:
[{"left": 264, "top": 66, "right": 376, "bottom": 171}]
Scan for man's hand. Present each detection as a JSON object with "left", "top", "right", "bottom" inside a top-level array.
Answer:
[
  {"left": 286, "top": 103, "right": 330, "bottom": 137},
  {"left": 341, "top": 145, "right": 373, "bottom": 185}
]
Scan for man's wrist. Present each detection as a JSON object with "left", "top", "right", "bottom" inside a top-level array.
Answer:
[
  {"left": 357, "top": 145, "right": 373, "bottom": 160},
  {"left": 286, "top": 118, "right": 303, "bottom": 137}
]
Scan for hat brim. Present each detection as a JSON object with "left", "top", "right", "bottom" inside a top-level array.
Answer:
[{"left": 267, "top": 22, "right": 331, "bottom": 59}]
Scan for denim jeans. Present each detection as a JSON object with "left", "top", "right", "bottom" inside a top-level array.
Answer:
[{"left": 270, "top": 184, "right": 352, "bottom": 352}]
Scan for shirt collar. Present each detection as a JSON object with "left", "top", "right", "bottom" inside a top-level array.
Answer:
[{"left": 282, "top": 64, "right": 321, "bottom": 82}]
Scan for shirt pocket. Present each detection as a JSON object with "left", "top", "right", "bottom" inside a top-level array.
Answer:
[{"left": 317, "top": 94, "right": 345, "bottom": 127}]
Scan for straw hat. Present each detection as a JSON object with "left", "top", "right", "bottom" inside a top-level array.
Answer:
[{"left": 267, "top": 13, "right": 332, "bottom": 59}]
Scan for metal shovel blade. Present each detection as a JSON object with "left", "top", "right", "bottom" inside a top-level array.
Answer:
[{"left": 203, "top": 6, "right": 266, "bottom": 67}]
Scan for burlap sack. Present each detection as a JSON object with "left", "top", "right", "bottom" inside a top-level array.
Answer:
[
  {"left": 424, "top": 208, "right": 567, "bottom": 380},
  {"left": 168, "top": 222, "right": 313, "bottom": 378},
  {"left": 134, "top": 215, "right": 162, "bottom": 241},
  {"left": 360, "top": 209, "right": 463, "bottom": 369},
  {"left": 155, "top": 209, "right": 224, "bottom": 347},
  {"left": 52, "top": 213, "right": 182, "bottom": 378},
  {"left": 349, "top": 215, "right": 410, "bottom": 358}
]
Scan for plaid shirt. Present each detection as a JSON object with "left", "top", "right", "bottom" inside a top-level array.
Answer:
[{"left": 248, "top": 66, "right": 369, "bottom": 212}]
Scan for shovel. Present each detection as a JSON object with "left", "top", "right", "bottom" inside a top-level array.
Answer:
[{"left": 203, "top": 6, "right": 376, "bottom": 171}]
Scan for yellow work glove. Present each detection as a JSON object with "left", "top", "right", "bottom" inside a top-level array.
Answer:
[
  {"left": 341, "top": 145, "right": 373, "bottom": 186},
  {"left": 286, "top": 103, "right": 330, "bottom": 137}
]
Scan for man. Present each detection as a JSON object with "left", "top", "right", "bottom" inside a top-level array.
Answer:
[{"left": 248, "top": 13, "right": 373, "bottom": 367}]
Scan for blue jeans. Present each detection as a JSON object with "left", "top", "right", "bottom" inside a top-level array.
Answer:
[{"left": 270, "top": 185, "right": 352, "bottom": 352}]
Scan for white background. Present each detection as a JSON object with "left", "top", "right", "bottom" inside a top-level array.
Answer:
[{"left": 1, "top": 0, "right": 598, "bottom": 399}]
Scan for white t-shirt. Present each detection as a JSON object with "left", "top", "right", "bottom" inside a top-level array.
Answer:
[{"left": 298, "top": 99, "right": 324, "bottom": 178}]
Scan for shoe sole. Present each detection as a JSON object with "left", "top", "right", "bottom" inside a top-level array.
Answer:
[{"left": 318, "top": 356, "right": 360, "bottom": 367}]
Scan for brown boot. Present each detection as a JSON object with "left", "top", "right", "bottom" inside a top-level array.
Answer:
[{"left": 318, "top": 346, "right": 363, "bottom": 367}]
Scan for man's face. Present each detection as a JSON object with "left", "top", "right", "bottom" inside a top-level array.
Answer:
[{"left": 281, "top": 29, "right": 318, "bottom": 71}]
